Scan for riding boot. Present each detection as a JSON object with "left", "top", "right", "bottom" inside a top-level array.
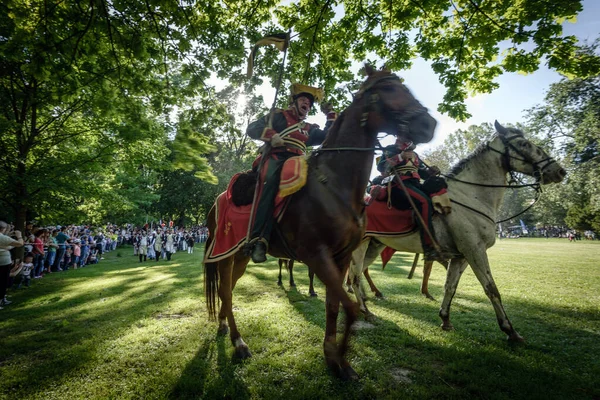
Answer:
[
  {"left": 139, "top": 254, "right": 142, "bottom": 262},
  {"left": 144, "top": 255, "right": 147, "bottom": 262},
  {"left": 251, "top": 240, "right": 268, "bottom": 263}
]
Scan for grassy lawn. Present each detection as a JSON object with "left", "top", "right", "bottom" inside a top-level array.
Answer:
[{"left": 1, "top": 239, "right": 599, "bottom": 399}]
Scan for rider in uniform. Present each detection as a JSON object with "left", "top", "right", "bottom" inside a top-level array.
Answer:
[
  {"left": 245, "top": 83, "right": 337, "bottom": 263},
  {"left": 381, "top": 140, "right": 441, "bottom": 261}
]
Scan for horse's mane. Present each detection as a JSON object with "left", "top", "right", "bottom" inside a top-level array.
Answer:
[{"left": 447, "top": 134, "right": 498, "bottom": 177}]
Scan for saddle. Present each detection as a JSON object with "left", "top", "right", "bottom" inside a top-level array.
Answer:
[
  {"left": 230, "top": 156, "right": 308, "bottom": 207},
  {"left": 368, "top": 176, "right": 452, "bottom": 215},
  {"left": 204, "top": 157, "right": 308, "bottom": 263},
  {"left": 364, "top": 176, "right": 451, "bottom": 238}
]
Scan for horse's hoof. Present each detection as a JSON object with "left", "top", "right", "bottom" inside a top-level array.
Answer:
[
  {"left": 365, "top": 313, "right": 377, "bottom": 323},
  {"left": 217, "top": 326, "right": 229, "bottom": 336},
  {"left": 310, "top": 292, "right": 318, "bottom": 297},
  {"left": 277, "top": 281, "right": 282, "bottom": 286},
  {"left": 441, "top": 322, "right": 454, "bottom": 331},
  {"left": 424, "top": 293, "right": 436, "bottom": 301},
  {"left": 290, "top": 283, "right": 296, "bottom": 288},
  {"left": 508, "top": 332, "right": 525, "bottom": 343},
  {"left": 375, "top": 292, "right": 384, "bottom": 299},
  {"left": 340, "top": 365, "right": 360, "bottom": 381},
  {"left": 234, "top": 345, "right": 252, "bottom": 359},
  {"left": 347, "top": 287, "right": 354, "bottom": 294}
]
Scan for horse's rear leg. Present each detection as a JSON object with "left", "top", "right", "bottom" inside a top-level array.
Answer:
[
  {"left": 439, "top": 257, "right": 468, "bottom": 331},
  {"left": 308, "top": 267, "right": 317, "bottom": 297},
  {"left": 363, "top": 267, "right": 383, "bottom": 298},
  {"left": 277, "top": 259, "right": 284, "bottom": 286},
  {"left": 421, "top": 261, "right": 435, "bottom": 300},
  {"left": 287, "top": 259, "right": 296, "bottom": 287},
  {"left": 218, "top": 254, "right": 252, "bottom": 359},
  {"left": 407, "top": 253, "right": 420, "bottom": 279},
  {"left": 466, "top": 252, "right": 524, "bottom": 342}
]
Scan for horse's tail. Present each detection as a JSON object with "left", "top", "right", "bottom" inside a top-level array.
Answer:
[
  {"left": 204, "top": 203, "right": 219, "bottom": 321},
  {"left": 204, "top": 256, "right": 219, "bottom": 321}
]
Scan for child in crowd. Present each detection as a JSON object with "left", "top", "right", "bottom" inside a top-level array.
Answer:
[
  {"left": 88, "top": 248, "right": 98, "bottom": 264},
  {"left": 72, "top": 240, "right": 81, "bottom": 269},
  {"left": 16, "top": 254, "right": 34, "bottom": 288},
  {"left": 63, "top": 246, "right": 72, "bottom": 271}
]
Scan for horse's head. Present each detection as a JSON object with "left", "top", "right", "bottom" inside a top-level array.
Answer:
[
  {"left": 494, "top": 121, "right": 566, "bottom": 184},
  {"left": 356, "top": 65, "right": 436, "bottom": 144}
]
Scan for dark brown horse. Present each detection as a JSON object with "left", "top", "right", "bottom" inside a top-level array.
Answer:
[
  {"left": 204, "top": 66, "right": 436, "bottom": 380},
  {"left": 277, "top": 258, "right": 317, "bottom": 297}
]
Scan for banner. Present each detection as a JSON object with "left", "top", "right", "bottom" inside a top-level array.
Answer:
[{"left": 246, "top": 33, "right": 289, "bottom": 78}]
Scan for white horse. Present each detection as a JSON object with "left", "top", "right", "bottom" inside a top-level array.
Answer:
[{"left": 349, "top": 121, "right": 566, "bottom": 341}]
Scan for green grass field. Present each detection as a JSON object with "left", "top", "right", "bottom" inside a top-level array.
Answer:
[{"left": 1, "top": 239, "right": 599, "bottom": 400}]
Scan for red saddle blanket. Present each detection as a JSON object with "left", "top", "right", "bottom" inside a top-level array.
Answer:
[
  {"left": 204, "top": 161, "right": 302, "bottom": 263},
  {"left": 204, "top": 191, "right": 253, "bottom": 263},
  {"left": 365, "top": 199, "right": 417, "bottom": 238}
]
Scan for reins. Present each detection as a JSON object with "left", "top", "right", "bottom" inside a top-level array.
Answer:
[{"left": 441, "top": 133, "right": 547, "bottom": 224}]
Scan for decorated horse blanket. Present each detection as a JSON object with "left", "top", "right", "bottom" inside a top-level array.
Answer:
[
  {"left": 365, "top": 198, "right": 417, "bottom": 238},
  {"left": 204, "top": 157, "right": 307, "bottom": 263}
]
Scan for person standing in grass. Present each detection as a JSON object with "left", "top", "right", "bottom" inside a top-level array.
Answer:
[
  {"left": 187, "top": 234, "right": 195, "bottom": 254},
  {"left": 139, "top": 231, "right": 148, "bottom": 262},
  {"left": 53, "top": 226, "right": 70, "bottom": 271},
  {"left": 45, "top": 229, "right": 58, "bottom": 273},
  {"left": 154, "top": 230, "right": 163, "bottom": 262},
  {"left": 72, "top": 240, "right": 81, "bottom": 269},
  {"left": 147, "top": 232, "right": 156, "bottom": 261},
  {"left": 0, "top": 221, "right": 24, "bottom": 309},
  {"left": 165, "top": 229, "right": 175, "bottom": 261},
  {"left": 15, "top": 253, "right": 34, "bottom": 288},
  {"left": 32, "top": 230, "right": 46, "bottom": 277}
]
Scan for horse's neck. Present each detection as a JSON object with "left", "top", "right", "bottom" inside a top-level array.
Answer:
[
  {"left": 317, "top": 105, "right": 376, "bottom": 204},
  {"left": 450, "top": 142, "right": 508, "bottom": 214}
]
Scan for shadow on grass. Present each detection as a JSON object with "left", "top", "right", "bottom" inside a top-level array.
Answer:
[
  {"left": 0, "top": 251, "right": 204, "bottom": 396},
  {"left": 169, "top": 336, "right": 250, "bottom": 400}
]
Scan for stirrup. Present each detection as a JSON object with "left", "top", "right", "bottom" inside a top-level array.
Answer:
[{"left": 250, "top": 241, "right": 267, "bottom": 263}]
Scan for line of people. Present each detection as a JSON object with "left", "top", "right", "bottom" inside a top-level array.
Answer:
[{"left": 132, "top": 229, "right": 197, "bottom": 262}]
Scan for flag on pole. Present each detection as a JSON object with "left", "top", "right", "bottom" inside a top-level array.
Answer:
[{"left": 247, "top": 32, "right": 289, "bottom": 78}]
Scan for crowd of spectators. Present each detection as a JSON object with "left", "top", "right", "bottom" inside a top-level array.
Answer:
[
  {"left": 0, "top": 221, "right": 209, "bottom": 310},
  {"left": 499, "top": 225, "right": 597, "bottom": 240}
]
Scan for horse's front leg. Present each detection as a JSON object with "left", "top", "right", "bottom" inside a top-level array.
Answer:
[
  {"left": 439, "top": 257, "right": 468, "bottom": 331},
  {"left": 465, "top": 251, "right": 524, "bottom": 342},
  {"left": 308, "top": 249, "right": 359, "bottom": 381}
]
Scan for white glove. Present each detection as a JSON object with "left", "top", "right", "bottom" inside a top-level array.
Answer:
[{"left": 270, "top": 134, "right": 285, "bottom": 147}]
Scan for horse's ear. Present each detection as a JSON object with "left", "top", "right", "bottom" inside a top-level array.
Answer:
[
  {"left": 494, "top": 120, "right": 508, "bottom": 135},
  {"left": 363, "top": 64, "right": 375, "bottom": 76}
]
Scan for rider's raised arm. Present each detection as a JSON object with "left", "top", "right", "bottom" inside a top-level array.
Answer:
[{"left": 306, "top": 109, "right": 337, "bottom": 146}]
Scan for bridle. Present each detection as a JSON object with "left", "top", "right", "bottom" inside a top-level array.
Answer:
[
  {"left": 314, "top": 74, "right": 429, "bottom": 155},
  {"left": 490, "top": 132, "right": 560, "bottom": 183},
  {"left": 445, "top": 132, "right": 558, "bottom": 224},
  {"left": 355, "top": 74, "right": 429, "bottom": 136}
]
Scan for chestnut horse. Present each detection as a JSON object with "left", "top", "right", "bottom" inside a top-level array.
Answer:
[
  {"left": 349, "top": 122, "right": 566, "bottom": 341},
  {"left": 204, "top": 66, "right": 436, "bottom": 380}
]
